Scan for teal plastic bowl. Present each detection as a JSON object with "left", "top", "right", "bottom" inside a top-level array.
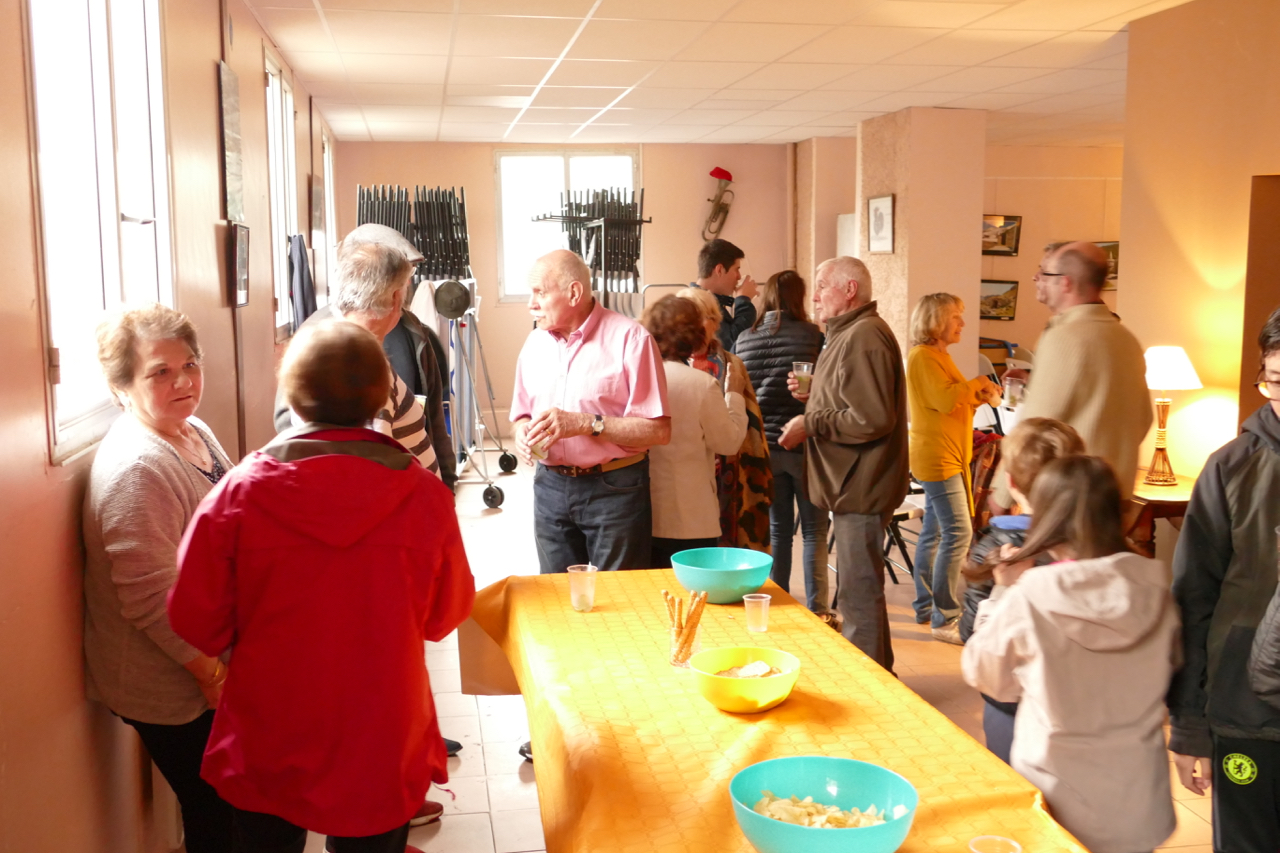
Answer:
[
  {"left": 730, "top": 756, "right": 918, "bottom": 853},
  {"left": 671, "top": 547, "right": 772, "bottom": 604}
]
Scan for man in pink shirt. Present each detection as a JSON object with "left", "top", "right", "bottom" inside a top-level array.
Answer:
[{"left": 511, "top": 250, "right": 671, "bottom": 575}]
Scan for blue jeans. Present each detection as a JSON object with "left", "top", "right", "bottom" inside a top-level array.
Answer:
[
  {"left": 768, "top": 448, "right": 830, "bottom": 614},
  {"left": 532, "top": 459, "right": 652, "bottom": 573},
  {"left": 912, "top": 474, "right": 972, "bottom": 629}
]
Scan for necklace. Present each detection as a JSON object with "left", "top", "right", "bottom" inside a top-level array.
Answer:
[{"left": 139, "top": 417, "right": 212, "bottom": 470}]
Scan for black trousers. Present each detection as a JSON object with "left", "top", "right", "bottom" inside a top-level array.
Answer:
[
  {"left": 122, "top": 710, "right": 234, "bottom": 853},
  {"left": 232, "top": 807, "right": 409, "bottom": 853},
  {"left": 1213, "top": 734, "right": 1280, "bottom": 852},
  {"left": 650, "top": 536, "right": 719, "bottom": 569}
]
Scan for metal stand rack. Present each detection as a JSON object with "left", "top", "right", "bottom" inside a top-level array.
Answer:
[{"left": 533, "top": 188, "right": 650, "bottom": 293}]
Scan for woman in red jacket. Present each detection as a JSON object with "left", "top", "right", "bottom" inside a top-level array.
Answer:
[{"left": 169, "top": 320, "right": 475, "bottom": 853}]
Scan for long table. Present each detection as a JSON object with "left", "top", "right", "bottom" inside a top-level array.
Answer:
[{"left": 470, "top": 569, "right": 1087, "bottom": 853}]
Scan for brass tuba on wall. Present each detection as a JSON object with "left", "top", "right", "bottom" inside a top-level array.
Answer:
[{"left": 701, "top": 166, "right": 734, "bottom": 241}]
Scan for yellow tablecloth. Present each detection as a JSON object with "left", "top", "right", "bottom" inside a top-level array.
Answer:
[{"left": 472, "top": 569, "right": 1087, "bottom": 853}]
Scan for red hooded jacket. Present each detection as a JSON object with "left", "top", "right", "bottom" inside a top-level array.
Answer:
[{"left": 169, "top": 427, "right": 474, "bottom": 837}]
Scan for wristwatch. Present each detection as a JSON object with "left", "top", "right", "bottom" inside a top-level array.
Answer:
[{"left": 591, "top": 414, "right": 605, "bottom": 436}]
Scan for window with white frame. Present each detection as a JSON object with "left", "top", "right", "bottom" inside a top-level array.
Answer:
[
  {"left": 27, "top": 0, "right": 172, "bottom": 460},
  {"left": 496, "top": 152, "right": 636, "bottom": 300},
  {"left": 265, "top": 58, "right": 298, "bottom": 333}
]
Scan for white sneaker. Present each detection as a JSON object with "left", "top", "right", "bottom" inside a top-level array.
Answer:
[{"left": 931, "top": 621, "right": 964, "bottom": 645}]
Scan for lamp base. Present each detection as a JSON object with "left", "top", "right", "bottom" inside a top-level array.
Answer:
[{"left": 1143, "top": 396, "right": 1177, "bottom": 486}]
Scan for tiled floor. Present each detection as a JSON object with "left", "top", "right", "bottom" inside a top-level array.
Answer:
[{"left": 334, "top": 447, "right": 1214, "bottom": 853}]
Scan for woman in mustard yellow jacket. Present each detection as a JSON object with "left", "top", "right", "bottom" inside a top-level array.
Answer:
[{"left": 907, "top": 294, "right": 1001, "bottom": 644}]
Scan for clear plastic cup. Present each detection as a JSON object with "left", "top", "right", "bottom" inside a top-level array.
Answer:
[
  {"left": 793, "top": 361, "right": 814, "bottom": 394},
  {"left": 969, "top": 837, "right": 1022, "bottom": 853},
  {"left": 567, "top": 564, "right": 598, "bottom": 612},
  {"left": 744, "top": 593, "right": 771, "bottom": 632},
  {"left": 531, "top": 438, "right": 551, "bottom": 460},
  {"left": 1002, "top": 376, "right": 1025, "bottom": 407},
  {"left": 669, "top": 624, "right": 702, "bottom": 667}
]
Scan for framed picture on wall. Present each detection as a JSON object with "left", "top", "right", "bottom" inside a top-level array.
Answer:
[
  {"left": 1096, "top": 241, "right": 1120, "bottom": 290},
  {"left": 868, "top": 195, "right": 894, "bottom": 253},
  {"left": 231, "top": 223, "right": 250, "bottom": 307},
  {"left": 982, "top": 214, "right": 1022, "bottom": 256},
  {"left": 980, "top": 279, "right": 1019, "bottom": 320}
]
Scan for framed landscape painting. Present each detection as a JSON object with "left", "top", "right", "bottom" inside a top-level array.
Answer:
[
  {"left": 1096, "top": 241, "right": 1119, "bottom": 290},
  {"left": 982, "top": 214, "right": 1022, "bottom": 256},
  {"left": 980, "top": 279, "right": 1018, "bottom": 321}
]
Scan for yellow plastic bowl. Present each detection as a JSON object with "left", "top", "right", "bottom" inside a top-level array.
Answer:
[{"left": 689, "top": 647, "right": 801, "bottom": 714}]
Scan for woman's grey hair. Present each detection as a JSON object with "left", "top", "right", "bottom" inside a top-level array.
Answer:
[
  {"left": 333, "top": 242, "right": 412, "bottom": 317},
  {"left": 910, "top": 293, "right": 964, "bottom": 347}
]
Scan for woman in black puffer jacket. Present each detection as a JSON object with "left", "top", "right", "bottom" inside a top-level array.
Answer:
[{"left": 734, "top": 271, "right": 830, "bottom": 621}]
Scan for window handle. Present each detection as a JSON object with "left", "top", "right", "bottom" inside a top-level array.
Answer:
[{"left": 121, "top": 213, "right": 156, "bottom": 225}]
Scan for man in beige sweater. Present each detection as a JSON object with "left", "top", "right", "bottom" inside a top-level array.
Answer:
[
  {"left": 992, "top": 241, "right": 1151, "bottom": 510},
  {"left": 779, "top": 257, "right": 910, "bottom": 671}
]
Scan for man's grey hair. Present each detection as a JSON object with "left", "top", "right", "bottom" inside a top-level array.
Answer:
[
  {"left": 333, "top": 242, "right": 412, "bottom": 317},
  {"left": 339, "top": 223, "right": 424, "bottom": 265},
  {"left": 817, "top": 256, "right": 873, "bottom": 303},
  {"left": 532, "top": 249, "right": 592, "bottom": 294}
]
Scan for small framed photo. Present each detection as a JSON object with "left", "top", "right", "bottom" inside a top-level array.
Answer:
[
  {"left": 231, "top": 223, "right": 249, "bottom": 307},
  {"left": 867, "top": 195, "right": 894, "bottom": 254},
  {"left": 1096, "top": 241, "right": 1119, "bottom": 290},
  {"left": 982, "top": 214, "right": 1022, "bottom": 256},
  {"left": 980, "top": 279, "right": 1019, "bottom": 321}
]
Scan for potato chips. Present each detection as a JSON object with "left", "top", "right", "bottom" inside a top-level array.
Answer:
[{"left": 753, "top": 791, "right": 906, "bottom": 828}]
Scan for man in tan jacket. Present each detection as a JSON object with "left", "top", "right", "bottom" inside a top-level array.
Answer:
[
  {"left": 991, "top": 241, "right": 1151, "bottom": 511},
  {"left": 780, "top": 257, "right": 909, "bottom": 671}
]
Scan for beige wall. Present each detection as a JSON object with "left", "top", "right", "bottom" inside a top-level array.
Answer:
[
  {"left": 980, "top": 146, "right": 1124, "bottom": 358},
  {"left": 0, "top": 0, "right": 328, "bottom": 848},
  {"left": 795, "top": 137, "right": 859, "bottom": 293},
  {"left": 333, "top": 141, "right": 791, "bottom": 425},
  {"left": 1120, "top": 0, "right": 1280, "bottom": 477}
]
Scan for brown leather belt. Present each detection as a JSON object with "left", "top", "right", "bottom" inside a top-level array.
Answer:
[{"left": 545, "top": 452, "right": 647, "bottom": 478}]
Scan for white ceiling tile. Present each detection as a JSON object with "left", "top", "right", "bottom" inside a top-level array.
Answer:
[
  {"left": 320, "top": 0, "right": 452, "bottom": 10},
  {"left": 908, "top": 65, "right": 1051, "bottom": 92},
  {"left": 327, "top": 125, "right": 371, "bottom": 142},
  {"left": 599, "top": 107, "right": 681, "bottom": 123},
  {"left": 315, "top": 103, "right": 366, "bottom": 122},
  {"left": 1011, "top": 92, "right": 1123, "bottom": 114},
  {"left": 442, "top": 105, "right": 522, "bottom": 121},
  {"left": 533, "top": 86, "right": 628, "bottom": 108},
  {"left": 257, "top": 0, "right": 317, "bottom": 7},
  {"left": 941, "top": 91, "right": 1044, "bottom": 109},
  {"left": 663, "top": 109, "right": 758, "bottom": 125},
  {"left": 446, "top": 94, "right": 532, "bottom": 107},
  {"left": 571, "top": 125, "right": 645, "bottom": 142},
  {"left": 256, "top": 8, "right": 335, "bottom": 53},
  {"left": 504, "top": 124, "right": 579, "bottom": 142},
  {"left": 1077, "top": 78, "right": 1127, "bottom": 96},
  {"left": 728, "top": 63, "right": 860, "bottom": 90},
  {"left": 793, "top": 26, "right": 950, "bottom": 64},
  {"left": 1082, "top": 0, "right": 1195, "bottom": 31},
  {"left": 447, "top": 56, "right": 555, "bottom": 85},
  {"left": 673, "top": 22, "right": 831, "bottom": 63},
  {"left": 323, "top": 10, "right": 453, "bottom": 54},
  {"left": 616, "top": 88, "right": 718, "bottom": 109},
  {"left": 452, "top": 15, "right": 581, "bottom": 58},
  {"left": 983, "top": 30, "right": 1128, "bottom": 68},
  {"left": 852, "top": 1, "right": 1008, "bottom": 28},
  {"left": 640, "top": 126, "right": 710, "bottom": 142},
  {"left": 881, "top": 29, "right": 1056, "bottom": 65},
  {"left": 546, "top": 60, "right": 660, "bottom": 87},
  {"left": 437, "top": 122, "right": 508, "bottom": 140},
  {"left": 857, "top": 91, "right": 970, "bottom": 111},
  {"left": 702, "top": 98, "right": 793, "bottom": 110},
  {"left": 594, "top": 0, "right": 737, "bottom": 22},
  {"left": 697, "top": 125, "right": 773, "bottom": 142},
  {"left": 338, "top": 53, "right": 450, "bottom": 83},
  {"left": 641, "top": 62, "right": 765, "bottom": 89},
  {"left": 568, "top": 19, "right": 708, "bottom": 61},
  {"left": 280, "top": 51, "right": 347, "bottom": 83},
  {"left": 825, "top": 64, "right": 964, "bottom": 90},
  {"left": 995, "top": 67, "right": 1126, "bottom": 93},
  {"left": 348, "top": 83, "right": 444, "bottom": 104},
  {"left": 734, "top": 109, "right": 834, "bottom": 126},
  {"left": 447, "top": 84, "right": 537, "bottom": 97},
  {"left": 522, "top": 107, "right": 603, "bottom": 122},
  {"left": 724, "top": 0, "right": 875, "bottom": 24},
  {"left": 778, "top": 89, "right": 883, "bottom": 111},
  {"left": 974, "top": 0, "right": 1154, "bottom": 31},
  {"left": 366, "top": 120, "right": 439, "bottom": 139},
  {"left": 457, "top": 0, "right": 595, "bottom": 14},
  {"left": 1080, "top": 52, "right": 1128, "bottom": 70},
  {"left": 764, "top": 126, "right": 858, "bottom": 142},
  {"left": 806, "top": 110, "right": 884, "bottom": 128},
  {"left": 359, "top": 105, "right": 443, "bottom": 121}
]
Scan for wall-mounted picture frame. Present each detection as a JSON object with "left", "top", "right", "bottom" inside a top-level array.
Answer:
[
  {"left": 868, "top": 195, "right": 894, "bottom": 254},
  {"left": 231, "top": 223, "right": 250, "bottom": 307},
  {"left": 982, "top": 214, "right": 1022, "bottom": 256},
  {"left": 980, "top": 279, "right": 1019, "bottom": 321},
  {"left": 1096, "top": 241, "right": 1119, "bottom": 290}
]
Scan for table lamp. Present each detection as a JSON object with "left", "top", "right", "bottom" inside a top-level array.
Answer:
[{"left": 1144, "top": 346, "right": 1202, "bottom": 486}]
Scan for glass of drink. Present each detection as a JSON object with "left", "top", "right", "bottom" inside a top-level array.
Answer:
[
  {"left": 793, "top": 362, "right": 814, "bottom": 394},
  {"left": 1002, "top": 376, "right": 1025, "bottom": 407},
  {"left": 743, "top": 593, "right": 771, "bottom": 632},
  {"left": 567, "top": 564, "right": 598, "bottom": 612},
  {"left": 531, "top": 437, "right": 551, "bottom": 460}
]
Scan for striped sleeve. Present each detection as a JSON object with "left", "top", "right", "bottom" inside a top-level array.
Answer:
[{"left": 373, "top": 371, "right": 440, "bottom": 479}]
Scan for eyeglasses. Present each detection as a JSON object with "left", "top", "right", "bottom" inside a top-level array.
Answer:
[{"left": 1258, "top": 377, "right": 1278, "bottom": 399}]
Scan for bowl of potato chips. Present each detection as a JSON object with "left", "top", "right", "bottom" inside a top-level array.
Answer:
[
  {"left": 689, "top": 647, "right": 800, "bottom": 713},
  {"left": 729, "top": 756, "right": 918, "bottom": 853}
]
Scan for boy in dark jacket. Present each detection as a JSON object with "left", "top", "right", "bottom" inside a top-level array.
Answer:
[
  {"left": 959, "top": 417, "right": 1084, "bottom": 763},
  {"left": 1170, "top": 306, "right": 1280, "bottom": 853}
]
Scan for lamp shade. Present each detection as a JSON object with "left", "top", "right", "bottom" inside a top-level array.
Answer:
[{"left": 1145, "top": 346, "right": 1202, "bottom": 391}]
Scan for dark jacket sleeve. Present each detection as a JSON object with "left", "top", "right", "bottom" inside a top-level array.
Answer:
[
  {"left": 727, "top": 296, "right": 756, "bottom": 349},
  {"left": 404, "top": 310, "right": 457, "bottom": 491},
  {"left": 1167, "top": 451, "right": 1235, "bottom": 757},
  {"left": 1250, "top": 589, "right": 1280, "bottom": 710}
]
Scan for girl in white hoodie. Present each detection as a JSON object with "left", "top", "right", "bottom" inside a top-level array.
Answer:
[{"left": 962, "top": 455, "right": 1179, "bottom": 853}]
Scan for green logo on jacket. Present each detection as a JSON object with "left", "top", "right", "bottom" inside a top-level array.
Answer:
[{"left": 1224, "top": 753, "right": 1259, "bottom": 785}]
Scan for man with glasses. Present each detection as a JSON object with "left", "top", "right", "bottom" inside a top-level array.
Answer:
[
  {"left": 1168, "top": 305, "right": 1280, "bottom": 853},
  {"left": 990, "top": 241, "right": 1151, "bottom": 511}
]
